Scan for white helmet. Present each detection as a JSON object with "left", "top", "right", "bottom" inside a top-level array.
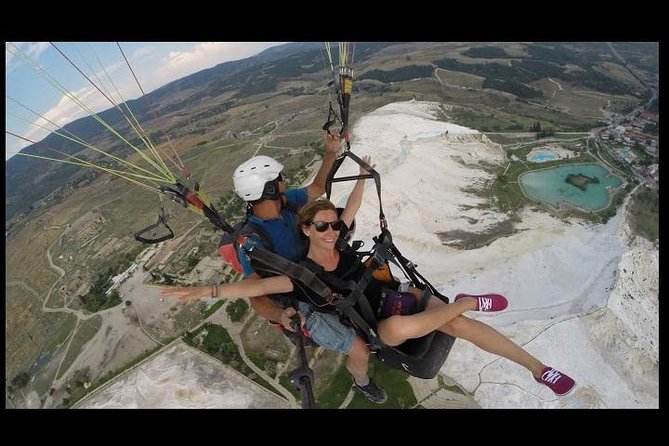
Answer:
[{"left": 233, "top": 156, "right": 284, "bottom": 201}]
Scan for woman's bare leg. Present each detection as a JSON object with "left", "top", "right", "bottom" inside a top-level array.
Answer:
[
  {"left": 377, "top": 297, "right": 477, "bottom": 347},
  {"left": 437, "top": 313, "right": 545, "bottom": 377},
  {"left": 423, "top": 296, "right": 575, "bottom": 394},
  {"left": 377, "top": 289, "right": 545, "bottom": 376}
]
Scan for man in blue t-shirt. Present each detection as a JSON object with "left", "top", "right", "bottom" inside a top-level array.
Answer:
[
  {"left": 235, "top": 185, "right": 309, "bottom": 277},
  {"left": 230, "top": 133, "right": 387, "bottom": 403},
  {"left": 230, "top": 134, "right": 338, "bottom": 316}
]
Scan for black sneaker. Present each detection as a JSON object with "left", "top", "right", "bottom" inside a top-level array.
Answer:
[{"left": 354, "top": 378, "right": 388, "bottom": 404}]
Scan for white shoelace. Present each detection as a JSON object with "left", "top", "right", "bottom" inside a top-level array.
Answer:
[
  {"left": 479, "top": 297, "right": 492, "bottom": 311},
  {"left": 541, "top": 368, "right": 562, "bottom": 384}
]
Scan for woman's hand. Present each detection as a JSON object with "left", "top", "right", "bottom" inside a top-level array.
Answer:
[
  {"left": 359, "top": 154, "right": 375, "bottom": 175},
  {"left": 324, "top": 132, "right": 341, "bottom": 156},
  {"left": 279, "top": 306, "right": 306, "bottom": 331},
  {"left": 161, "top": 286, "right": 208, "bottom": 305}
]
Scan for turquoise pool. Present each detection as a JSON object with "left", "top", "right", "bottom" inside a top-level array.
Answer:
[
  {"left": 519, "top": 164, "right": 623, "bottom": 211},
  {"left": 528, "top": 152, "right": 556, "bottom": 162}
]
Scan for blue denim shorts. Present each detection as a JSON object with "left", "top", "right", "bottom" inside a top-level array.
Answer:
[{"left": 296, "top": 300, "right": 356, "bottom": 354}]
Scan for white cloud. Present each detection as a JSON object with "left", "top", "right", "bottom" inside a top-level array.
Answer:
[
  {"left": 145, "top": 42, "right": 281, "bottom": 92},
  {"left": 131, "top": 45, "right": 153, "bottom": 61},
  {"left": 6, "top": 42, "right": 50, "bottom": 70},
  {"left": 6, "top": 42, "right": 285, "bottom": 159},
  {"left": 25, "top": 42, "right": 50, "bottom": 59},
  {"left": 6, "top": 42, "right": 16, "bottom": 68},
  {"left": 93, "top": 60, "right": 136, "bottom": 102},
  {"left": 18, "top": 84, "right": 113, "bottom": 150}
]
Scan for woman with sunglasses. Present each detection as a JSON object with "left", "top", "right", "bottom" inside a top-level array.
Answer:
[
  {"left": 163, "top": 155, "right": 576, "bottom": 397},
  {"left": 163, "top": 154, "right": 388, "bottom": 403}
]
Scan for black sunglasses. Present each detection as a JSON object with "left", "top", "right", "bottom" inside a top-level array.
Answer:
[{"left": 309, "top": 220, "right": 343, "bottom": 232}]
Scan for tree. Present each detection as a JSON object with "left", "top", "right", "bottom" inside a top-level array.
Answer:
[
  {"left": 643, "top": 123, "right": 657, "bottom": 135},
  {"left": 226, "top": 298, "right": 250, "bottom": 322},
  {"left": 265, "top": 361, "right": 277, "bottom": 377},
  {"left": 11, "top": 371, "right": 30, "bottom": 390}
]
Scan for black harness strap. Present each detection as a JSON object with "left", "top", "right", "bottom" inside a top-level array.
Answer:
[
  {"left": 304, "top": 256, "right": 374, "bottom": 312},
  {"left": 246, "top": 246, "right": 333, "bottom": 299},
  {"left": 158, "top": 182, "right": 236, "bottom": 234},
  {"left": 326, "top": 150, "right": 387, "bottom": 229},
  {"left": 370, "top": 229, "right": 449, "bottom": 303},
  {"left": 133, "top": 207, "right": 175, "bottom": 243},
  {"left": 418, "top": 287, "right": 433, "bottom": 311},
  {"left": 286, "top": 316, "right": 316, "bottom": 409},
  {"left": 298, "top": 251, "right": 391, "bottom": 351},
  {"left": 388, "top": 242, "right": 449, "bottom": 302},
  {"left": 322, "top": 102, "right": 341, "bottom": 133},
  {"left": 333, "top": 294, "right": 383, "bottom": 351}
]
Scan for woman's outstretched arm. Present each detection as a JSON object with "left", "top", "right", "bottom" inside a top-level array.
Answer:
[{"left": 161, "top": 275, "right": 294, "bottom": 304}]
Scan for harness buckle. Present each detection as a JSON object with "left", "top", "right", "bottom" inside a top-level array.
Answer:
[
  {"left": 326, "top": 292, "right": 343, "bottom": 305},
  {"left": 239, "top": 236, "right": 256, "bottom": 252}
]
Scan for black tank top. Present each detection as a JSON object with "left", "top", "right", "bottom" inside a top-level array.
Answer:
[{"left": 289, "top": 249, "right": 386, "bottom": 314}]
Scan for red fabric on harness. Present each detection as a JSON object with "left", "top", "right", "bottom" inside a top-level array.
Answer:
[
  {"left": 217, "top": 244, "right": 243, "bottom": 274},
  {"left": 185, "top": 191, "right": 205, "bottom": 209}
]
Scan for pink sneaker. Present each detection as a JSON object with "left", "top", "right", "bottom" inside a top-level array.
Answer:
[
  {"left": 535, "top": 367, "right": 576, "bottom": 396},
  {"left": 455, "top": 293, "right": 508, "bottom": 312}
]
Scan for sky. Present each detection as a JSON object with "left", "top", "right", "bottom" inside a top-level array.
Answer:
[{"left": 5, "top": 42, "right": 286, "bottom": 161}]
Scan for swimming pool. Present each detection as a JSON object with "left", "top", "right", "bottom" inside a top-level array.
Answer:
[{"left": 528, "top": 152, "right": 557, "bottom": 162}]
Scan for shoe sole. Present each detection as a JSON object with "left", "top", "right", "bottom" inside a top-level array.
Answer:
[
  {"left": 555, "top": 383, "right": 577, "bottom": 397},
  {"left": 354, "top": 386, "right": 387, "bottom": 404},
  {"left": 364, "top": 396, "right": 387, "bottom": 404}
]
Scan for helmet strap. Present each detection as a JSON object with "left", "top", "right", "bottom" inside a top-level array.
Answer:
[{"left": 260, "top": 177, "right": 283, "bottom": 201}]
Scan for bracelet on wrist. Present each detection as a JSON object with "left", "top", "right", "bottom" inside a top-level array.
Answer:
[{"left": 208, "top": 284, "right": 220, "bottom": 298}]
